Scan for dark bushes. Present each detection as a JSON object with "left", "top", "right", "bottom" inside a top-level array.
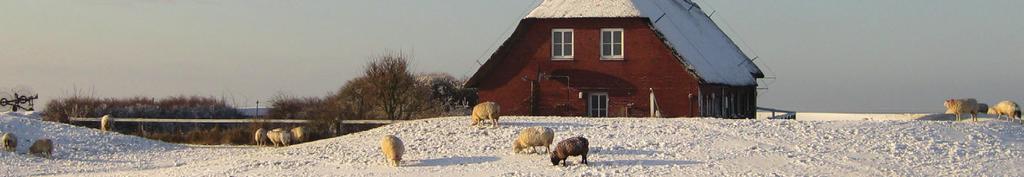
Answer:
[{"left": 43, "top": 95, "right": 245, "bottom": 122}]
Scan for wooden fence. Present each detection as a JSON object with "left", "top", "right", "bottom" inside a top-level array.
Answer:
[{"left": 70, "top": 117, "right": 398, "bottom": 124}]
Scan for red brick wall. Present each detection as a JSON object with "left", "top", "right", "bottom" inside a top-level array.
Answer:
[{"left": 475, "top": 18, "right": 703, "bottom": 117}]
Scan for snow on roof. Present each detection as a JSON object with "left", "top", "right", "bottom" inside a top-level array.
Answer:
[{"left": 526, "top": 0, "right": 763, "bottom": 86}]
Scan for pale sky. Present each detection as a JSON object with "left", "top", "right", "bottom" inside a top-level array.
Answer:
[{"left": 1, "top": 0, "right": 1021, "bottom": 113}]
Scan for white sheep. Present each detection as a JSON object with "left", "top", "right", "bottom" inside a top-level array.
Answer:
[
  {"left": 945, "top": 98, "right": 980, "bottom": 122},
  {"left": 380, "top": 135, "right": 405, "bottom": 167},
  {"left": 2, "top": 133, "right": 16, "bottom": 152},
  {"left": 267, "top": 129, "right": 293, "bottom": 147},
  {"left": 29, "top": 139, "right": 53, "bottom": 158},
  {"left": 471, "top": 102, "right": 501, "bottom": 128},
  {"left": 291, "top": 126, "right": 308, "bottom": 143},
  {"left": 100, "top": 115, "right": 115, "bottom": 132},
  {"left": 254, "top": 128, "right": 268, "bottom": 146},
  {"left": 513, "top": 126, "right": 554, "bottom": 154},
  {"left": 988, "top": 101, "right": 1021, "bottom": 122}
]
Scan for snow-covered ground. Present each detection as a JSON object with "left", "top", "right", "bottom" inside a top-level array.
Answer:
[
  {"left": 4, "top": 113, "right": 1024, "bottom": 176},
  {"left": 0, "top": 113, "right": 260, "bottom": 176}
]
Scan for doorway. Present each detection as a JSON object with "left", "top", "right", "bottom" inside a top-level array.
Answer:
[{"left": 588, "top": 92, "right": 608, "bottom": 117}]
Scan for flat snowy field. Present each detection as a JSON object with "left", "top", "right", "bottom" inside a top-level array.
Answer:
[{"left": 3, "top": 113, "right": 1024, "bottom": 176}]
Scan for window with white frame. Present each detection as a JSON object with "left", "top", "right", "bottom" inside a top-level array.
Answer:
[
  {"left": 551, "top": 29, "right": 574, "bottom": 59},
  {"left": 601, "top": 28, "right": 624, "bottom": 59}
]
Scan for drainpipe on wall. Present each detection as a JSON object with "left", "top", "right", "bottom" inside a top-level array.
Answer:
[{"left": 650, "top": 88, "right": 660, "bottom": 118}]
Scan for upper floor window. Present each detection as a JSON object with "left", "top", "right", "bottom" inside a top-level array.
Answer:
[
  {"left": 552, "top": 29, "right": 574, "bottom": 60},
  {"left": 601, "top": 28, "right": 624, "bottom": 59}
]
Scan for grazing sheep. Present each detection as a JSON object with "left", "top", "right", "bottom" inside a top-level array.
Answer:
[
  {"left": 2, "top": 133, "right": 15, "bottom": 152},
  {"left": 989, "top": 101, "right": 1021, "bottom": 122},
  {"left": 29, "top": 139, "right": 53, "bottom": 158},
  {"left": 254, "top": 128, "right": 268, "bottom": 146},
  {"left": 550, "top": 136, "right": 589, "bottom": 166},
  {"left": 471, "top": 102, "right": 501, "bottom": 128},
  {"left": 267, "top": 129, "right": 293, "bottom": 147},
  {"left": 945, "top": 98, "right": 980, "bottom": 122},
  {"left": 513, "top": 126, "right": 554, "bottom": 154},
  {"left": 380, "top": 135, "right": 405, "bottom": 167},
  {"left": 100, "top": 115, "right": 115, "bottom": 132},
  {"left": 291, "top": 126, "right": 308, "bottom": 143}
]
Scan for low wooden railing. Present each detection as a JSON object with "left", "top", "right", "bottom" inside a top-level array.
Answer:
[{"left": 69, "top": 117, "right": 398, "bottom": 124}]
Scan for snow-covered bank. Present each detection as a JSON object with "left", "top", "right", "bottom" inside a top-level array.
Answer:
[
  {"left": 0, "top": 114, "right": 260, "bottom": 176},
  {"left": 796, "top": 112, "right": 930, "bottom": 121},
  {"left": 4, "top": 113, "right": 1024, "bottom": 176}
]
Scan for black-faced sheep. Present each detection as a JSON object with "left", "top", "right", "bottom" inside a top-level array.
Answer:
[
  {"left": 472, "top": 102, "right": 500, "bottom": 128},
  {"left": 945, "top": 98, "right": 980, "bottom": 122},
  {"left": 989, "top": 101, "right": 1021, "bottom": 122},
  {"left": 291, "top": 126, "right": 308, "bottom": 143},
  {"left": 100, "top": 115, "right": 115, "bottom": 132},
  {"left": 551, "top": 136, "right": 589, "bottom": 166},
  {"left": 2, "top": 133, "right": 15, "bottom": 152},
  {"left": 513, "top": 126, "right": 554, "bottom": 154},
  {"left": 254, "top": 128, "right": 268, "bottom": 146},
  {"left": 267, "top": 129, "right": 292, "bottom": 147},
  {"left": 380, "top": 135, "right": 405, "bottom": 167},
  {"left": 29, "top": 139, "right": 53, "bottom": 158}
]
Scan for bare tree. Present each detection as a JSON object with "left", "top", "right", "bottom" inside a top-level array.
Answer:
[{"left": 363, "top": 52, "right": 428, "bottom": 121}]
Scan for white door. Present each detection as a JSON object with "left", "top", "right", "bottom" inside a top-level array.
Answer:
[{"left": 588, "top": 92, "right": 609, "bottom": 117}]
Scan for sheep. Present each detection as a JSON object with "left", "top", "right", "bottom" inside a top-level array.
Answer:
[
  {"left": 380, "top": 135, "right": 405, "bottom": 167},
  {"left": 2, "top": 133, "right": 15, "bottom": 152},
  {"left": 29, "top": 139, "right": 53, "bottom": 158},
  {"left": 100, "top": 115, "right": 115, "bottom": 132},
  {"left": 988, "top": 101, "right": 1021, "bottom": 123},
  {"left": 944, "top": 98, "right": 980, "bottom": 122},
  {"left": 550, "top": 136, "right": 589, "bottom": 166},
  {"left": 471, "top": 102, "right": 501, "bottom": 128},
  {"left": 254, "top": 128, "right": 268, "bottom": 146},
  {"left": 513, "top": 126, "right": 554, "bottom": 154},
  {"left": 267, "top": 129, "right": 293, "bottom": 147},
  {"left": 291, "top": 126, "right": 308, "bottom": 143}
]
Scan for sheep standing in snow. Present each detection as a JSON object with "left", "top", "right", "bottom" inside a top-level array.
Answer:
[
  {"left": 267, "top": 128, "right": 293, "bottom": 147},
  {"left": 513, "top": 126, "right": 554, "bottom": 154},
  {"left": 29, "top": 139, "right": 53, "bottom": 158},
  {"left": 550, "top": 136, "right": 589, "bottom": 166},
  {"left": 471, "top": 102, "right": 501, "bottom": 128},
  {"left": 988, "top": 101, "right": 1021, "bottom": 122},
  {"left": 254, "top": 128, "right": 268, "bottom": 146},
  {"left": 100, "top": 115, "right": 115, "bottom": 132},
  {"left": 2, "top": 133, "right": 16, "bottom": 152},
  {"left": 290, "top": 126, "right": 308, "bottom": 143},
  {"left": 945, "top": 98, "right": 981, "bottom": 122},
  {"left": 380, "top": 135, "right": 405, "bottom": 167}
]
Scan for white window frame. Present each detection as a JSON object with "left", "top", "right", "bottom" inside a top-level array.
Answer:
[
  {"left": 600, "top": 28, "right": 624, "bottom": 60},
  {"left": 551, "top": 29, "right": 574, "bottom": 60}
]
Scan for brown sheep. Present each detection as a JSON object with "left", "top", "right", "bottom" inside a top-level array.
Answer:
[
  {"left": 471, "top": 102, "right": 501, "bottom": 128},
  {"left": 29, "top": 139, "right": 53, "bottom": 158},
  {"left": 2, "top": 133, "right": 16, "bottom": 152},
  {"left": 550, "top": 136, "right": 589, "bottom": 166}
]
